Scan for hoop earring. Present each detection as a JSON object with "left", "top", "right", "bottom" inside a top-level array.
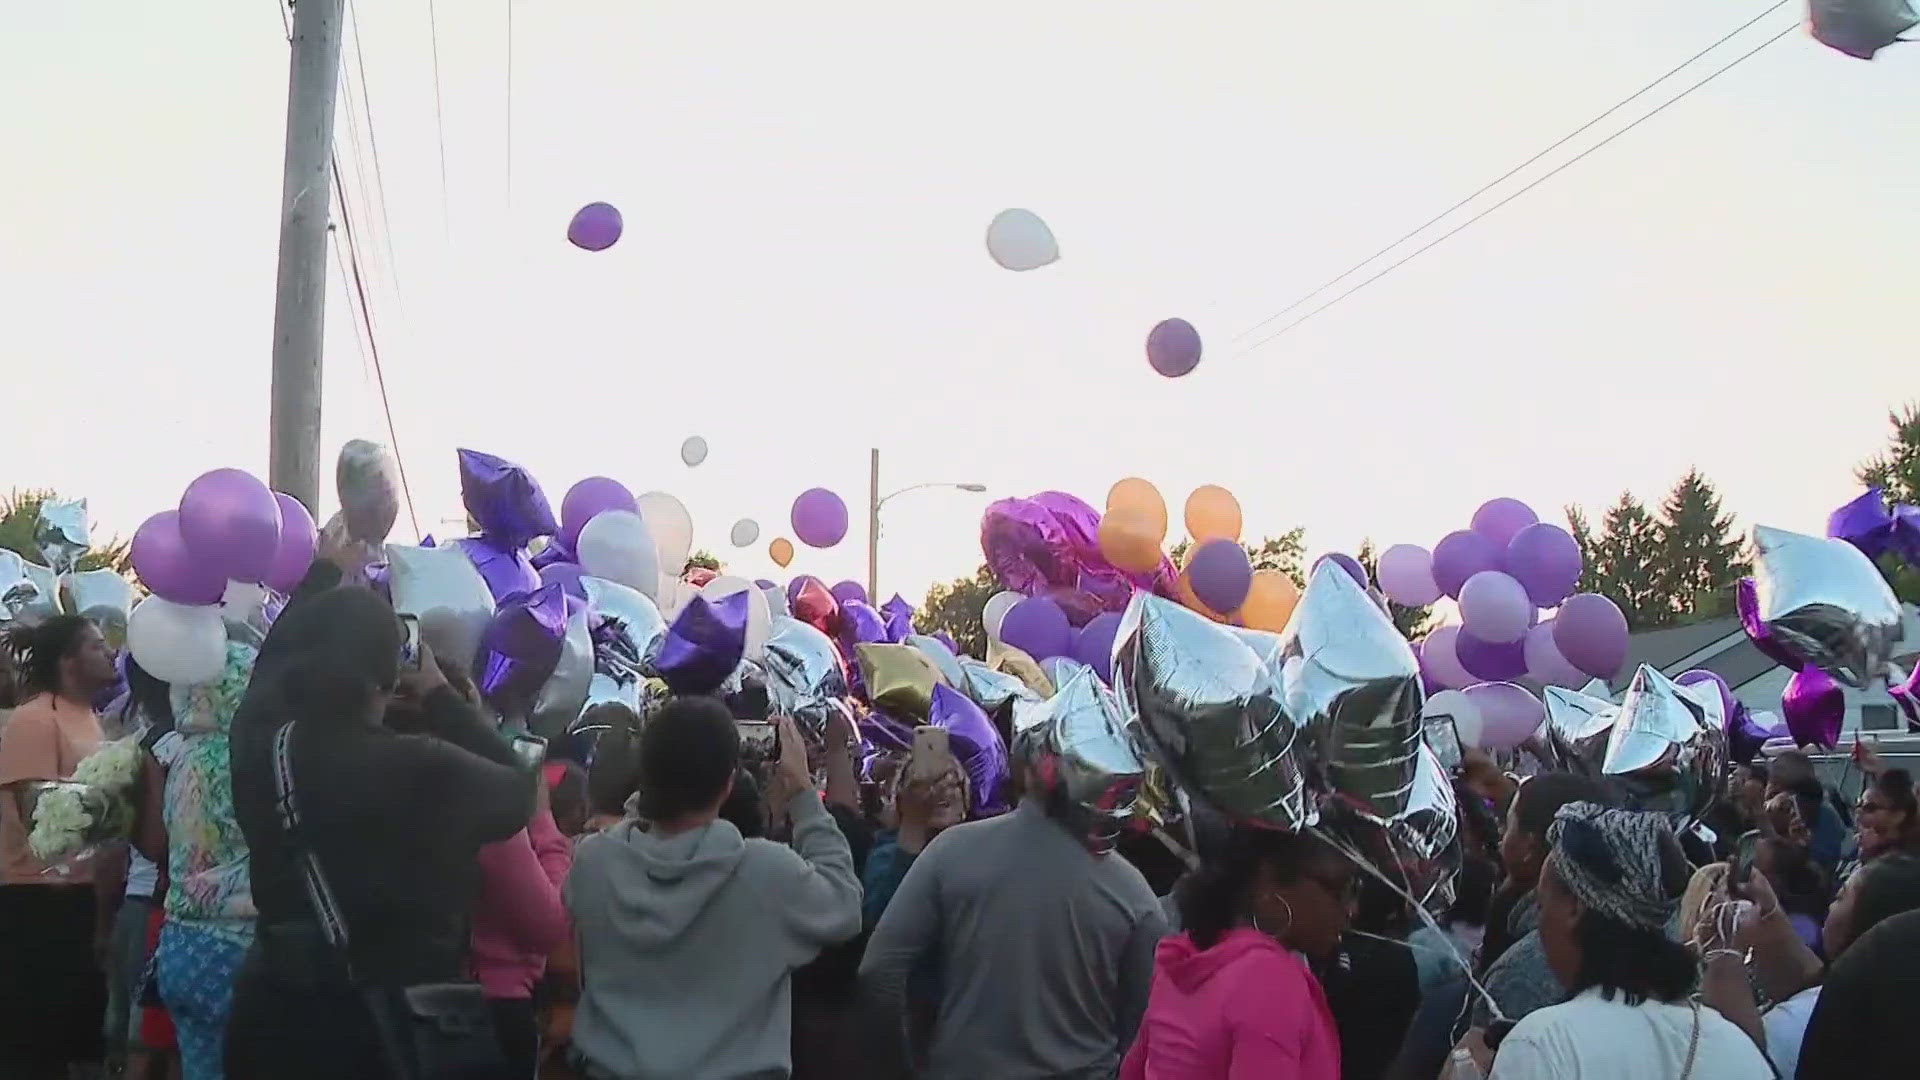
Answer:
[{"left": 1252, "top": 895, "right": 1294, "bottom": 941}]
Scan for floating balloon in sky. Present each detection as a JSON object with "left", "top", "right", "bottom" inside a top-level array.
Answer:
[
  {"left": 729, "top": 519, "right": 761, "bottom": 548},
  {"left": 768, "top": 537, "right": 794, "bottom": 568},
  {"left": 1147, "top": 318, "right": 1202, "bottom": 378},
  {"left": 985, "top": 208, "right": 1059, "bottom": 271},
  {"left": 680, "top": 436, "right": 709, "bottom": 467},
  {"left": 790, "top": 488, "right": 848, "bottom": 548},
  {"left": 567, "top": 202, "right": 623, "bottom": 251}
]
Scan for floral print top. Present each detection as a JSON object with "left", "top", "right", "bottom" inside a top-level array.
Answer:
[{"left": 163, "top": 640, "right": 259, "bottom": 936}]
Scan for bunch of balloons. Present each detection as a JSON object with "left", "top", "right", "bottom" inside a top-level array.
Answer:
[
  {"left": 1091, "top": 478, "right": 1299, "bottom": 633},
  {"left": 0, "top": 501, "right": 134, "bottom": 656}
]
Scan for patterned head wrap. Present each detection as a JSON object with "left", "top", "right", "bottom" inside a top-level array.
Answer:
[{"left": 1545, "top": 801, "right": 1679, "bottom": 933}]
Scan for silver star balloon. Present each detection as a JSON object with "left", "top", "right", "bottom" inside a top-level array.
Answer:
[
  {"left": 1603, "top": 664, "right": 1726, "bottom": 825},
  {"left": 530, "top": 605, "right": 594, "bottom": 737},
  {"left": 955, "top": 657, "right": 1041, "bottom": 714},
  {"left": 583, "top": 670, "right": 642, "bottom": 713},
  {"left": 763, "top": 615, "right": 850, "bottom": 739},
  {"left": 1017, "top": 665, "right": 1146, "bottom": 853},
  {"left": 1276, "top": 562, "right": 1423, "bottom": 825},
  {"left": 583, "top": 575, "right": 667, "bottom": 679},
  {"left": 1323, "top": 744, "right": 1463, "bottom": 915},
  {"left": 1751, "top": 525, "right": 1904, "bottom": 690},
  {"left": 905, "top": 634, "right": 965, "bottom": 687},
  {"left": 59, "top": 570, "right": 134, "bottom": 649},
  {"left": 1541, "top": 684, "right": 1619, "bottom": 776},
  {"left": 387, "top": 543, "right": 495, "bottom": 676},
  {"left": 35, "top": 499, "right": 89, "bottom": 574},
  {"left": 1113, "top": 591, "right": 1312, "bottom": 831}
]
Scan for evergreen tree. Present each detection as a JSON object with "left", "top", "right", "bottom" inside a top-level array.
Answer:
[
  {"left": 1855, "top": 402, "right": 1920, "bottom": 603},
  {"left": 0, "top": 489, "right": 131, "bottom": 576},
  {"left": 1566, "top": 493, "right": 1667, "bottom": 629},
  {"left": 1653, "top": 468, "right": 1749, "bottom": 624}
]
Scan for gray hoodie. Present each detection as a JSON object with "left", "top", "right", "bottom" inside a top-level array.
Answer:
[{"left": 563, "top": 789, "right": 863, "bottom": 1080}]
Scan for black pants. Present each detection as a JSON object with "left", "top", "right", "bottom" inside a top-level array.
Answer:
[
  {"left": 488, "top": 996, "right": 538, "bottom": 1079},
  {"left": 0, "top": 884, "right": 106, "bottom": 1074}
]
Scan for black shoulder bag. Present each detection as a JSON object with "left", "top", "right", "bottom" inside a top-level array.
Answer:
[{"left": 272, "top": 721, "right": 510, "bottom": 1080}]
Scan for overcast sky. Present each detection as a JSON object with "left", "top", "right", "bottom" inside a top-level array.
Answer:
[{"left": 4, "top": 1, "right": 1915, "bottom": 599}]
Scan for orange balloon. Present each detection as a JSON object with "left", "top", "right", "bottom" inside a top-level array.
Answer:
[
  {"left": 1098, "top": 508, "right": 1163, "bottom": 574},
  {"left": 1174, "top": 568, "right": 1230, "bottom": 622},
  {"left": 1106, "top": 478, "right": 1168, "bottom": 543},
  {"left": 768, "top": 537, "right": 794, "bottom": 568},
  {"left": 1184, "top": 485, "right": 1242, "bottom": 543},
  {"left": 1237, "top": 569, "right": 1300, "bottom": 632}
]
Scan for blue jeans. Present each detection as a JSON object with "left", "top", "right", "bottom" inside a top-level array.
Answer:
[{"left": 156, "top": 920, "right": 252, "bottom": 1080}]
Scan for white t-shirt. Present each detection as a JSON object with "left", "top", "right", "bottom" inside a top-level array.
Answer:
[
  {"left": 1488, "top": 988, "right": 1774, "bottom": 1079},
  {"left": 1760, "top": 985, "right": 1820, "bottom": 1078}
]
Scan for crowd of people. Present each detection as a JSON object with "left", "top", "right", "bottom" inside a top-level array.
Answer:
[{"left": 0, "top": 556, "right": 1915, "bottom": 1079}]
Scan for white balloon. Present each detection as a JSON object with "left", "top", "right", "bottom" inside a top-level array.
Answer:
[
  {"left": 1424, "top": 688, "right": 1484, "bottom": 751},
  {"left": 655, "top": 576, "right": 692, "bottom": 619},
  {"left": 985, "top": 208, "right": 1060, "bottom": 272},
  {"left": 387, "top": 543, "right": 495, "bottom": 673},
  {"left": 680, "top": 435, "right": 709, "bottom": 467},
  {"left": 761, "top": 582, "right": 791, "bottom": 619},
  {"left": 982, "top": 589, "right": 1023, "bottom": 642},
  {"left": 635, "top": 491, "right": 694, "bottom": 576},
  {"left": 729, "top": 519, "right": 761, "bottom": 548},
  {"left": 127, "top": 597, "right": 228, "bottom": 686},
  {"left": 576, "top": 510, "right": 661, "bottom": 598},
  {"left": 699, "top": 575, "right": 772, "bottom": 660}
]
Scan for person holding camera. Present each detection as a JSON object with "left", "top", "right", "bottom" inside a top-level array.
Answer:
[{"left": 563, "top": 698, "right": 862, "bottom": 1080}]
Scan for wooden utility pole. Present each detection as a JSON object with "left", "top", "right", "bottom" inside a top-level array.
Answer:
[
  {"left": 268, "top": 0, "right": 346, "bottom": 513},
  {"left": 867, "top": 448, "right": 881, "bottom": 602}
]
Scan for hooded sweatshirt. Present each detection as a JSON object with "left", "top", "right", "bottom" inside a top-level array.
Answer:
[
  {"left": 563, "top": 788, "right": 862, "bottom": 1080},
  {"left": 1119, "top": 928, "right": 1339, "bottom": 1080}
]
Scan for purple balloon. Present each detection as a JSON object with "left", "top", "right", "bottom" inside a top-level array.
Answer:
[
  {"left": 1072, "top": 611, "right": 1123, "bottom": 682},
  {"left": 790, "top": 488, "right": 849, "bottom": 548},
  {"left": 1736, "top": 576, "right": 1802, "bottom": 670},
  {"left": 567, "top": 202, "right": 623, "bottom": 252},
  {"left": 1471, "top": 497, "right": 1539, "bottom": 548},
  {"left": 753, "top": 578, "right": 777, "bottom": 590},
  {"left": 1188, "top": 538, "right": 1254, "bottom": 613},
  {"left": 1146, "top": 318, "right": 1203, "bottom": 378},
  {"left": 1458, "top": 570, "right": 1532, "bottom": 644},
  {"left": 1431, "top": 529, "right": 1502, "bottom": 600},
  {"left": 451, "top": 535, "right": 541, "bottom": 603},
  {"left": 1419, "top": 626, "right": 1477, "bottom": 690},
  {"left": 1376, "top": 544, "right": 1442, "bottom": 607},
  {"left": 1313, "top": 552, "right": 1369, "bottom": 588},
  {"left": 131, "top": 510, "right": 227, "bottom": 605},
  {"left": 981, "top": 491, "right": 1173, "bottom": 615},
  {"left": 1462, "top": 681, "right": 1545, "bottom": 751},
  {"left": 179, "top": 468, "right": 283, "bottom": 583},
  {"left": 1827, "top": 487, "right": 1894, "bottom": 559},
  {"left": 559, "top": 477, "right": 638, "bottom": 551},
  {"left": 266, "top": 494, "right": 319, "bottom": 594},
  {"left": 1524, "top": 621, "right": 1588, "bottom": 688},
  {"left": 476, "top": 583, "right": 569, "bottom": 718},
  {"left": 530, "top": 537, "right": 572, "bottom": 571},
  {"left": 458, "top": 449, "right": 558, "bottom": 549},
  {"left": 648, "top": 590, "right": 750, "bottom": 696},
  {"left": 1783, "top": 666, "right": 1843, "bottom": 749},
  {"left": 837, "top": 599, "right": 888, "bottom": 646},
  {"left": 1505, "top": 523, "right": 1582, "bottom": 607},
  {"left": 999, "top": 595, "right": 1072, "bottom": 660},
  {"left": 831, "top": 580, "right": 869, "bottom": 606},
  {"left": 538, "top": 561, "right": 590, "bottom": 600},
  {"left": 929, "top": 683, "right": 1011, "bottom": 815},
  {"left": 1455, "top": 630, "right": 1528, "bottom": 682},
  {"left": 933, "top": 631, "right": 960, "bottom": 656},
  {"left": 1551, "top": 593, "right": 1629, "bottom": 678},
  {"left": 1675, "top": 669, "right": 1737, "bottom": 728}
]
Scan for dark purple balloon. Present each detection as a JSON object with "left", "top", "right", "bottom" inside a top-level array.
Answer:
[
  {"left": 981, "top": 491, "right": 1174, "bottom": 612},
  {"left": 538, "top": 561, "right": 589, "bottom": 601},
  {"left": 559, "top": 476, "right": 637, "bottom": 551},
  {"left": 131, "top": 510, "right": 228, "bottom": 605},
  {"left": 452, "top": 536, "right": 541, "bottom": 603},
  {"left": 1146, "top": 318, "right": 1202, "bottom": 378},
  {"left": 831, "top": 580, "right": 869, "bottom": 606},
  {"left": 1470, "top": 498, "right": 1539, "bottom": 548},
  {"left": 1313, "top": 552, "right": 1368, "bottom": 588},
  {"left": 933, "top": 631, "right": 960, "bottom": 656},
  {"left": 1783, "top": 665, "right": 1843, "bottom": 749},
  {"left": 1071, "top": 611, "right": 1123, "bottom": 683},
  {"left": 1431, "top": 529, "right": 1501, "bottom": 599},
  {"left": 267, "top": 494, "right": 319, "bottom": 595},
  {"left": 880, "top": 593, "right": 915, "bottom": 625},
  {"left": 567, "top": 202, "right": 623, "bottom": 251},
  {"left": 929, "top": 683, "right": 1010, "bottom": 815},
  {"left": 1675, "top": 669, "right": 1737, "bottom": 731},
  {"left": 790, "top": 488, "right": 849, "bottom": 548},
  {"left": 837, "top": 600, "right": 888, "bottom": 646},
  {"left": 1551, "top": 592, "right": 1628, "bottom": 678},
  {"left": 178, "top": 468, "right": 283, "bottom": 584},
  {"left": 1455, "top": 631, "right": 1528, "bottom": 682},
  {"left": 458, "top": 449, "right": 558, "bottom": 549},
  {"left": 1189, "top": 538, "right": 1254, "bottom": 613},
  {"left": 476, "top": 583, "right": 569, "bottom": 718},
  {"left": 999, "top": 596, "right": 1072, "bottom": 660},
  {"left": 530, "top": 538, "right": 573, "bottom": 571},
  {"left": 1828, "top": 487, "right": 1894, "bottom": 559},
  {"left": 1736, "top": 577, "right": 1801, "bottom": 670},
  {"left": 648, "top": 590, "right": 750, "bottom": 696},
  {"left": 1505, "top": 523, "right": 1581, "bottom": 607}
]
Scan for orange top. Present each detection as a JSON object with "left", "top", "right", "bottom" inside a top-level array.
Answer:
[{"left": 0, "top": 693, "right": 105, "bottom": 884}]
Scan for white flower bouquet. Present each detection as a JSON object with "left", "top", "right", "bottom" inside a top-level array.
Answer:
[{"left": 27, "top": 736, "right": 143, "bottom": 869}]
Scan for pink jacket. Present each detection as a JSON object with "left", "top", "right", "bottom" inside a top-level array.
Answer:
[
  {"left": 470, "top": 807, "right": 572, "bottom": 999},
  {"left": 1120, "top": 928, "right": 1340, "bottom": 1080}
]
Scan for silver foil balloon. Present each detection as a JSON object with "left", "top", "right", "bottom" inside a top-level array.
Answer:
[
  {"left": 583, "top": 671, "right": 642, "bottom": 713},
  {"left": 906, "top": 633, "right": 966, "bottom": 687},
  {"left": 59, "top": 570, "right": 134, "bottom": 648},
  {"left": 530, "top": 606, "right": 593, "bottom": 737},
  {"left": 1113, "top": 592, "right": 1312, "bottom": 831},
  {"left": 336, "top": 439, "right": 401, "bottom": 545},
  {"left": 582, "top": 576, "right": 667, "bottom": 676},
  {"left": 0, "top": 550, "right": 39, "bottom": 624},
  {"left": 1541, "top": 684, "right": 1619, "bottom": 776},
  {"left": 1321, "top": 744, "right": 1463, "bottom": 915},
  {"left": 9, "top": 560, "right": 63, "bottom": 627},
  {"left": 1018, "top": 666, "right": 1146, "bottom": 853},
  {"left": 762, "top": 583, "right": 792, "bottom": 619},
  {"left": 36, "top": 499, "right": 89, "bottom": 572},
  {"left": 1602, "top": 664, "right": 1726, "bottom": 825},
  {"left": 955, "top": 657, "right": 1040, "bottom": 713},
  {"left": 1276, "top": 562, "right": 1424, "bottom": 825},
  {"left": 1751, "top": 525, "right": 1904, "bottom": 689},
  {"left": 761, "top": 615, "right": 848, "bottom": 740},
  {"left": 386, "top": 543, "right": 495, "bottom": 675}
]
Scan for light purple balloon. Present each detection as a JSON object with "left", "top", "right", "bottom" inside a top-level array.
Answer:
[
  {"left": 1313, "top": 552, "right": 1368, "bottom": 588},
  {"left": 790, "top": 488, "right": 849, "bottom": 548},
  {"left": 559, "top": 477, "right": 638, "bottom": 551},
  {"left": 452, "top": 536, "right": 541, "bottom": 603},
  {"left": 179, "top": 468, "right": 283, "bottom": 583},
  {"left": 1146, "top": 318, "right": 1202, "bottom": 378},
  {"left": 1524, "top": 621, "right": 1588, "bottom": 688},
  {"left": 266, "top": 494, "right": 319, "bottom": 594},
  {"left": 538, "top": 561, "right": 590, "bottom": 601},
  {"left": 999, "top": 595, "right": 1071, "bottom": 660},
  {"left": 1552, "top": 592, "right": 1629, "bottom": 678},
  {"left": 1419, "top": 626, "right": 1476, "bottom": 691},
  {"left": 1461, "top": 681, "right": 1545, "bottom": 751},
  {"left": 1505, "top": 523, "right": 1582, "bottom": 607},
  {"left": 1188, "top": 538, "right": 1253, "bottom": 613},
  {"left": 1458, "top": 570, "right": 1532, "bottom": 644},
  {"left": 1376, "top": 544, "right": 1441, "bottom": 607},
  {"left": 831, "top": 580, "right": 869, "bottom": 606},
  {"left": 130, "top": 510, "right": 227, "bottom": 605},
  {"left": 1072, "top": 611, "right": 1123, "bottom": 683},
  {"left": 1456, "top": 630, "right": 1528, "bottom": 682},
  {"left": 567, "top": 202, "right": 623, "bottom": 251},
  {"left": 1431, "top": 529, "right": 1501, "bottom": 600},
  {"left": 1675, "top": 669, "right": 1736, "bottom": 727},
  {"left": 1471, "top": 497, "right": 1539, "bottom": 548}
]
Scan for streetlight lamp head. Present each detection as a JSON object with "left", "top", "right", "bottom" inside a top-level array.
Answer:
[{"left": 959, "top": 483, "right": 988, "bottom": 493}]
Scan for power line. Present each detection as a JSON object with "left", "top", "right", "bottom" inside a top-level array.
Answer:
[
  {"left": 1234, "top": 20, "right": 1797, "bottom": 359},
  {"left": 345, "top": 0, "right": 406, "bottom": 314},
  {"left": 1228, "top": 0, "right": 1793, "bottom": 347},
  {"left": 426, "top": 0, "right": 452, "bottom": 239},
  {"left": 505, "top": 0, "right": 514, "bottom": 209}
]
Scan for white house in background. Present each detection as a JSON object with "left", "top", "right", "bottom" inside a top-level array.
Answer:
[{"left": 1609, "top": 604, "right": 1920, "bottom": 736}]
